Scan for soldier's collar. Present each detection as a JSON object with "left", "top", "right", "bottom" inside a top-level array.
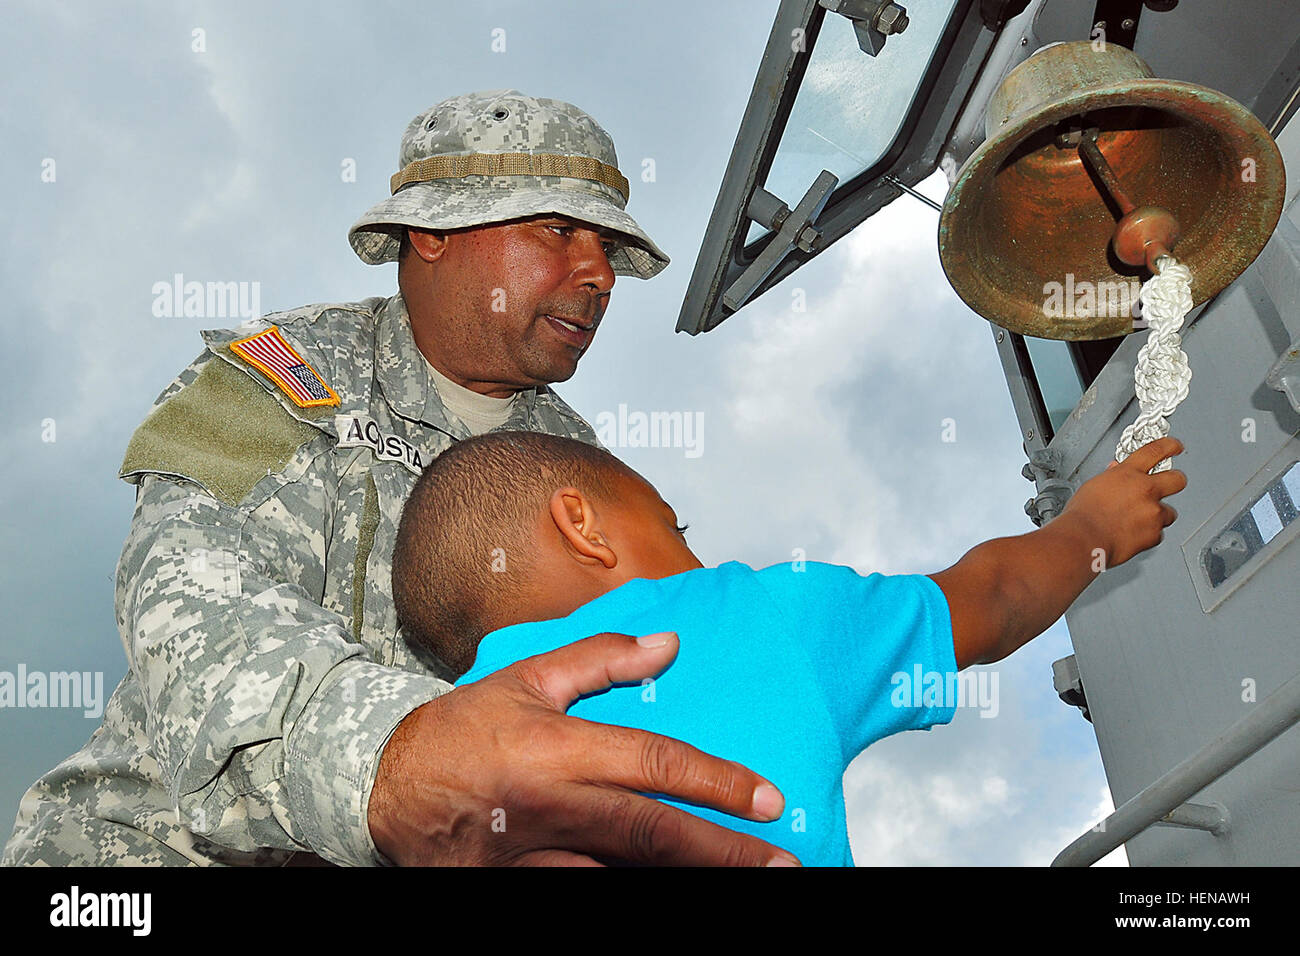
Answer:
[
  {"left": 376, "top": 293, "right": 448, "bottom": 431},
  {"left": 377, "top": 293, "right": 543, "bottom": 434}
]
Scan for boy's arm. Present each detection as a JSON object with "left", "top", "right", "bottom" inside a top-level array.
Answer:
[{"left": 929, "top": 437, "right": 1187, "bottom": 669}]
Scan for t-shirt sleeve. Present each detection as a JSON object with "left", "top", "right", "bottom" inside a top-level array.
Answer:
[{"left": 754, "top": 563, "right": 959, "bottom": 763}]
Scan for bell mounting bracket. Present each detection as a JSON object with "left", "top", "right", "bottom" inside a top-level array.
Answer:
[
  {"left": 723, "top": 170, "right": 839, "bottom": 312},
  {"left": 817, "top": 0, "right": 910, "bottom": 57}
]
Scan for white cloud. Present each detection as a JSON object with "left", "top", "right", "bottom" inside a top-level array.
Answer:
[
  {"left": 843, "top": 754, "right": 1019, "bottom": 865},
  {"left": 1015, "top": 784, "right": 1129, "bottom": 867},
  {"left": 713, "top": 171, "right": 1020, "bottom": 574}
]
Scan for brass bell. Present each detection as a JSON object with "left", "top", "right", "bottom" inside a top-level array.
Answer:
[{"left": 938, "top": 41, "right": 1285, "bottom": 340}]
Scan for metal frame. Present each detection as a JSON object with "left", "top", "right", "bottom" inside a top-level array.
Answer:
[
  {"left": 676, "top": 0, "right": 993, "bottom": 334},
  {"left": 1180, "top": 437, "right": 1300, "bottom": 614}
]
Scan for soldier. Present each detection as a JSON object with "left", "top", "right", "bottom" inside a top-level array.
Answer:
[{"left": 3, "top": 90, "right": 794, "bottom": 867}]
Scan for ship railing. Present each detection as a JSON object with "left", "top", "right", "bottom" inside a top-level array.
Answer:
[{"left": 1053, "top": 667, "right": 1300, "bottom": 866}]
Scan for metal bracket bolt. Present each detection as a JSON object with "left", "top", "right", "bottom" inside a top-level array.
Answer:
[{"left": 818, "top": 0, "right": 909, "bottom": 56}]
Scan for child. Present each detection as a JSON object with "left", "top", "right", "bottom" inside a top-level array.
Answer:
[{"left": 391, "top": 431, "right": 1185, "bottom": 865}]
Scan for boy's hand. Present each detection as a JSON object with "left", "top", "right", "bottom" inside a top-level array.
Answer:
[
  {"left": 935, "top": 436, "right": 1188, "bottom": 667},
  {"left": 1061, "top": 436, "right": 1187, "bottom": 568}
]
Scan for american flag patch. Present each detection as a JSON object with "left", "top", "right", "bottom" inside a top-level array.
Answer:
[{"left": 229, "top": 326, "right": 339, "bottom": 408}]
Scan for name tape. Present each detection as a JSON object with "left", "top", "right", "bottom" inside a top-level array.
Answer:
[{"left": 335, "top": 415, "right": 425, "bottom": 474}]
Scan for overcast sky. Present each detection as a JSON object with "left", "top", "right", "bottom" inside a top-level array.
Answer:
[{"left": 0, "top": 0, "right": 1125, "bottom": 865}]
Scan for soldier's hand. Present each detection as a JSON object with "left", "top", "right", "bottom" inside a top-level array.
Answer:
[
  {"left": 1062, "top": 436, "right": 1187, "bottom": 568},
  {"left": 367, "top": 631, "right": 799, "bottom": 866}
]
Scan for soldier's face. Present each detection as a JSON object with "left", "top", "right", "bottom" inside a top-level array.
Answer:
[{"left": 417, "top": 215, "right": 619, "bottom": 394}]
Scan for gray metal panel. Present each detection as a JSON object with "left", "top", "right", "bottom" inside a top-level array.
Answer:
[
  {"left": 1032, "top": 0, "right": 1300, "bottom": 130},
  {"left": 1056, "top": 204, "right": 1300, "bottom": 865}
]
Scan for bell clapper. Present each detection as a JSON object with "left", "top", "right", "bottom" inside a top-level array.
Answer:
[{"left": 1074, "top": 128, "right": 1182, "bottom": 274}]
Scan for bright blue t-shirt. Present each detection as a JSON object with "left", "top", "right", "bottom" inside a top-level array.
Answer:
[{"left": 456, "top": 560, "right": 958, "bottom": 866}]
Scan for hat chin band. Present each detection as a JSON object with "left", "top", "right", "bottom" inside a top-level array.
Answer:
[{"left": 390, "top": 152, "right": 630, "bottom": 203}]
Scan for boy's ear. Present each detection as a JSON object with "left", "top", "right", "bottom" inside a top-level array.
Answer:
[{"left": 549, "top": 487, "right": 617, "bottom": 569}]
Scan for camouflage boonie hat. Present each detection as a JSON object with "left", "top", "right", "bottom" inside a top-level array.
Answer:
[{"left": 348, "top": 90, "right": 669, "bottom": 279}]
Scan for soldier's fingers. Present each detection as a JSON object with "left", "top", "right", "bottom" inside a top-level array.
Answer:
[
  {"left": 512, "top": 849, "right": 605, "bottom": 867},
  {"left": 507, "top": 632, "right": 680, "bottom": 712},
  {"left": 496, "top": 634, "right": 787, "bottom": 827},
  {"left": 1162, "top": 503, "right": 1178, "bottom": 527},
  {"left": 558, "top": 784, "right": 799, "bottom": 867},
  {"left": 1129, "top": 436, "right": 1184, "bottom": 473},
  {"left": 558, "top": 716, "right": 784, "bottom": 823}
]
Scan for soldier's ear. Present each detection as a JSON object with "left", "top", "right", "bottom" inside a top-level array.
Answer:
[{"left": 404, "top": 227, "right": 448, "bottom": 263}]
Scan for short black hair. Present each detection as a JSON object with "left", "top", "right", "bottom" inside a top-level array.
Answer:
[{"left": 392, "top": 431, "right": 631, "bottom": 675}]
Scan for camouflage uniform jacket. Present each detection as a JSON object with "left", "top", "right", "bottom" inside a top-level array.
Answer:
[{"left": 3, "top": 292, "right": 598, "bottom": 867}]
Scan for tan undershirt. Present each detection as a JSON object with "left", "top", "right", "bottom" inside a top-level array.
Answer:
[{"left": 427, "top": 362, "right": 517, "bottom": 435}]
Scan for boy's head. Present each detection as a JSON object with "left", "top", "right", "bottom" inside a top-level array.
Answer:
[{"left": 392, "top": 431, "right": 701, "bottom": 675}]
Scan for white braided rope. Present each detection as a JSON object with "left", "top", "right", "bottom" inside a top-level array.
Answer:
[{"left": 1114, "top": 256, "right": 1194, "bottom": 473}]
